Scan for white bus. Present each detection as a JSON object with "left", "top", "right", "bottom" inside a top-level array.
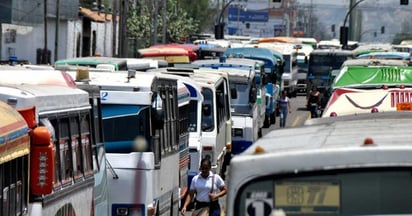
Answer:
[
  {"left": 193, "top": 58, "right": 266, "bottom": 154},
  {"left": 148, "top": 69, "right": 205, "bottom": 196},
  {"left": 0, "top": 81, "right": 102, "bottom": 216},
  {"left": 227, "top": 112, "right": 412, "bottom": 216},
  {"left": 0, "top": 65, "right": 109, "bottom": 215},
  {"left": 70, "top": 70, "right": 187, "bottom": 216},
  {"left": 151, "top": 67, "right": 233, "bottom": 178}
]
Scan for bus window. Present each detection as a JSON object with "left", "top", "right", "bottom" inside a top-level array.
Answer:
[
  {"left": 102, "top": 105, "right": 150, "bottom": 153},
  {"left": 188, "top": 101, "right": 198, "bottom": 132},
  {"left": 234, "top": 168, "right": 412, "bottom": 215},
  {"left": 80, "top": 114, "right": 94, "bottom": 177},
  {"left": 57, "top": 118, "right": 74, "bottom": 186},
  {"left": 202, "top": 88, "right": 215, "bottom": 132},
  {"left": 70, "top": 117, "right": 83, "bottom": 180}
]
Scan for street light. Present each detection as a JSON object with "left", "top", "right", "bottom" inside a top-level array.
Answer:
[
  {"left": 340, "top": 0, "right": 367, "bottom": 49},
  {"left": 215, "top": 0, "right": 235, "bottom": 39}
]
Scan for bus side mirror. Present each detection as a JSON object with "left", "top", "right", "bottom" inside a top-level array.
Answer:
[
  {"left": 217, "top": 92, "right": 225, "bottom": 107},
  {"left": 231, "top": 88, "right": 238, "bottom": 99},
  {"left": 250, "top": 87, "right": 257, "bottom": 103},
  {"left": 154, "top": 108, "right": 164, "bottom": 129}
]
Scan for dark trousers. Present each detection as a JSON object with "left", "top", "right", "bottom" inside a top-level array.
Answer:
[{"left": 195, "top": 200, "right": 220, "bottom": 216}]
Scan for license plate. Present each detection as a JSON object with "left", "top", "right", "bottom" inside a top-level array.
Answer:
[
  {"left": 397, "top": 103, "right": 412, "bottom": 111},
  {"left": 274, "top": 181, "right": 340, "bottom": 214}
]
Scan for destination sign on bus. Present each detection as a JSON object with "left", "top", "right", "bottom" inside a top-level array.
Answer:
[{"left": 274, "top": 181, "right": 340, "bottom": 214}]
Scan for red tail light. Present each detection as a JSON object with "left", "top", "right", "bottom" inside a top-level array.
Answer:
[{"left": 30, "top": 126, "right": 54, "bottom": 195}]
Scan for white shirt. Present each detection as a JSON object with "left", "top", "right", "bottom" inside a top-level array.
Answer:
[{"left": 190, "top": 171, "right": 225, "bottom": 202}]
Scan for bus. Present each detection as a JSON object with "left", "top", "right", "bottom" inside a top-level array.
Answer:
[
  {"left": 323, "top": 65, "right": 412, "bottom": 117},
  {"left": 0, "top": 81, "right": 103, "bottom": 215},
  {"left": 186, "top": 71, "right": 232, "bottom": 178},
  {"left": 55, "top": 57, "right": 167, "bottom": 72},
  {"left": 306, "top": 49, "right": 354, "bottom": 107},
  {"left": 55, "top": 56, "right": 129, "bottom": 71},
  {"left": 192, "top": 58, "right": 264, "bottom": 154},
  {"left": 149, "top": 43, "right": 199, "bottom": 62},
  {"left": 149, "top": 67, "right": 233, "bottom": 180},
  {"left": 222, "top": 48, "right": 281, "bottom": 127},
  {"left": 138, "top": 47, "right": 191, "bottom": 66},
  {"left": 155, "top": 71, "right": 204, "bottom": 191},
  {"left": 226, "top": 112, "right": 412, "bottom": 216},
  {"left": 0, "top": 65, "right": 109, "bottom": 215},
  {"left": 70, "top": 70, "right": 187, "bottom": 215},
  {"left": 256, "top": 42, "right": 300, "bottom": 97}
]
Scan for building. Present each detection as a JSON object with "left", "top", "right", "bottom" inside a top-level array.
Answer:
[
  {"left": 0, "top": 0, "right": 118, "bottom": 64},
  {"left": 225, "top": 0, "right": 297, "bottom": 38}
]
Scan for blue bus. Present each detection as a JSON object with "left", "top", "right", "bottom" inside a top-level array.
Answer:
[{"left": 224, "top": 47, "right": 283, "bottom": 126}]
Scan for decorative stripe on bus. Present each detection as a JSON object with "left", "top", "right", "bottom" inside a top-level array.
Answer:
[{"left": 391, "top": 91, "right": 412, "bottom": 107}]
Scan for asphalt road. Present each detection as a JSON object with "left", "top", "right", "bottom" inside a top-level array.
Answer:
[{"left": 185, "top": 95, "right": 312, "bottom": 216}]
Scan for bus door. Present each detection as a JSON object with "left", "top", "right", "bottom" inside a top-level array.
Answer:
[
  {"left": 224, "top": 68, "right": 259, "bottom": 154},
  {"left": 191, "top": 74, "right": 231, "bottom": 177}
]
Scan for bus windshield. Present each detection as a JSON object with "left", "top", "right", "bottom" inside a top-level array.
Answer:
[
  {"left": 229, "top": 82, "right": 252, "bottom": 115},
  {"left": 102, "top": 105, "right": 150, "bottom": 153},
  {"left": 283, "top": 55, "right": 291, "bottom": 73},
  {"left": 309, "top": 54, "right": 350, "bottom": 76},
  {"left": 234, "top": 167, "right": 412, "bottom": 216}
]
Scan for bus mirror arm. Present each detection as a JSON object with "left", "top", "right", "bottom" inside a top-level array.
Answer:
[{"left": 106, "top": 158, "right": 119, "bottom": 179}]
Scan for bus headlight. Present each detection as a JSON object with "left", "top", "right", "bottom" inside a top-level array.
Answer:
[
  {"left": 114, "top": 206, "right": 142, "bottom": 216},
  {"left": 116, "top": 208, "right": 128, "bottom": 215}
]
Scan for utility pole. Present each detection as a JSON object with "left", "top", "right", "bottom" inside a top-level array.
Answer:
[
  {"left": 54, "top": 0, "right": 60, "bottom": 62},
  {"left": 43, "top": 0, "right": 49, "bottom": 64},
  {"left": 153, "top": 0, "right": 158, "bottom": 44},
  {"left": 112, "top": 0, "right": 118, "bottom": 56},
  {"left": 162, "top": 0, "right": 167, "bottom": 43},
  {"left": 119, "top": 0, "right": 128, "bottom": 57}
]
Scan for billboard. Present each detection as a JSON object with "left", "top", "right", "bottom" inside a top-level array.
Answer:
[{"left": 227, "top": 6, "right": 269, "bottom": 22}]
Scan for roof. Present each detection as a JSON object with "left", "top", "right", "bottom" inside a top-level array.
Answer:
[
  {"left": 79, "top": 7, "right": 119, "bottom": 23},
  {"left": 0, "top": 84, "right": 90, "bottom": 115},
  {"left": 257, "top": 36, "right": 302, "bottom": 44},
  {"left": 333, "top": 66, "right": 412, "bottom": 89},
  {"left": 357, "top": 51, "right": 410, "bottom": 60},
  {"left": 342, "top": 59, "right": 408, "bottom": 67}
]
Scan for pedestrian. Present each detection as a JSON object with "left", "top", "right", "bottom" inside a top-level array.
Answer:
[
  {"left": 306, "top": 85, "right": 321, "bottom": 118},
  {"left": 278, "top": 90, "right": 292, "bottom": 128},
  {"left": 181, "top": 158, "right": 227, "bottom": 216}
]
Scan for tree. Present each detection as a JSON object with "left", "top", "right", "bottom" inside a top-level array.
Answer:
[
  {"left": 127, "top": 0, "right": 199, "bottom": 48},
  {"left": 179, "top": 0, "right": 219, "bottom": 33}
]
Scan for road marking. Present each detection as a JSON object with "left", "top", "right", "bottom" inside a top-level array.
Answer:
[
  {"left": 291, "top": 112, "right": 311, "bottom": 127},
  {"left": 291, "top": 116, "right": 301, "bottom": 127}
]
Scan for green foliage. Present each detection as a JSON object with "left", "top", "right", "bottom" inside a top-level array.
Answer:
[
  {"left": 127, "top": 0, "right": 200, "bottom": 47},
  {"left": 179, "top": 0, "right": 219, "bottom": 32}
]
